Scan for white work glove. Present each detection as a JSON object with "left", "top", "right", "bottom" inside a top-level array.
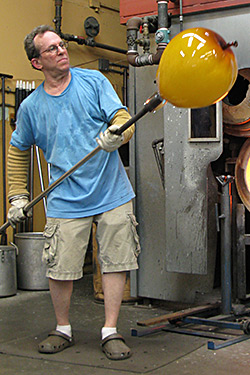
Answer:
[
  {"left": 96, "top": 125, "right": 124, "bottom": 152},
  {"left": 7, "top": 195, "right": 32, "bottom": 228}
]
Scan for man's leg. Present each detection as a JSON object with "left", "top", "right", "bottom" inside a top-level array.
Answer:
[
  {"left": 102, "top": 271, "right": 126, "bottom": 327},
  {"left": 38, "top": 217, "right": 92, "bottom": 354},
  {"left": 96, "top": 202, "right": 140, "bottom": 359},
  {"left": 49, "top": 278, "right": 73, "bottom": 325},
  {"left": 42, "top": 217, "right": 92, "bottom": 331},
  {"left": 101, "top": 271, "right": 133, "bottom": 360},
  {"left": 38, "top": 278, "right": 74, "bottom": 353}
]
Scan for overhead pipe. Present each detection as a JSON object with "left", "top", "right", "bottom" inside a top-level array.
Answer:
[
  {"left": 60, "top": 33, "right": 127, "bottom": 54},
  {"left": 54, "top": 0, "right": 62, "bottom": 36},
  {"left": 179, "top": 0, "right": 183, "bottom": 31},
  {"left": 53, "top": 0, "right": 127, "bottom": 55},
  {"left": 126, "top": 0, "right": 170, "bottom": 67}
]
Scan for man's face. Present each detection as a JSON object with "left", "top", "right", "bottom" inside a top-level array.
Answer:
[{"left": 32, "top": 31, "right": 70, "bottom": 74}]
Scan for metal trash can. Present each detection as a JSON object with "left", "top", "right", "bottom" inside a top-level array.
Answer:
[
  {"left": 0, "top": 245, "right": 17, "bottom": 297},
  {"left": 14, "top": 232, "right": 49, "bottom": 291}
]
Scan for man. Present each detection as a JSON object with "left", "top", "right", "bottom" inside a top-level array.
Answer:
[{"left": 7, "top": 25, "right": 140, "bottom": 360}]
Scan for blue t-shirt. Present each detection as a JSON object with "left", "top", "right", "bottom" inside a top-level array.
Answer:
[{"left": 11, "top": 68, "right": 135, "bottom": 218}]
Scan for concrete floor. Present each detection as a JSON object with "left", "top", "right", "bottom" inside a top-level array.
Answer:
[{"left": 1, "top": 274, "right": 250, "bottom": 375}]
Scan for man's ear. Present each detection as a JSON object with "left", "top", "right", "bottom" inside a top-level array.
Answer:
[{"left": 31, "top": 58, "right": 42, "bottom": 70}]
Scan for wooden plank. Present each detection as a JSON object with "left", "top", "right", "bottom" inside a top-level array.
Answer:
[
  {"left": 120, "top": 0, "right": 250, "bottom": 24},
  {"left": 137, "top": 303, "right": 220, "bottom": 326}
]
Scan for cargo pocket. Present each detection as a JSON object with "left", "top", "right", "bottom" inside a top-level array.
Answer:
[
  {"left": 128, "top": 214, "right": 141, "bottom": 257},
  {"left": 42, "top": 223, "right": 59, "bottom": 267}
]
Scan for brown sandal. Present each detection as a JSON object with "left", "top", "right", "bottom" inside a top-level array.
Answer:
[
  {"left": 38, "top": 330, "right": 74, "bottom": 354},
  {"left": 101, "top": 333, "right": 132, "bottom": 360}
]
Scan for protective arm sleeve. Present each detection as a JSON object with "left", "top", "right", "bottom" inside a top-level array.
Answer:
[
  {"left": 110, "top": 109, "right": 134, "bottom": 144},
  {"left": 7, "top": 145, "right": 30, "bottom": 201}
]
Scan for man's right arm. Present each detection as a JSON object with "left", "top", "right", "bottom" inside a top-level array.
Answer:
[
  {"left": 7, "top": 145, "right": 32, "bottom": 227},
  {"left": 7, "top": 144, "right": 31, "bottom": 200}
]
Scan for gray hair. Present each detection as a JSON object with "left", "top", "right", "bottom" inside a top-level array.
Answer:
[{"left": 24, "top": 25, "right": 58, "bottom": 60}]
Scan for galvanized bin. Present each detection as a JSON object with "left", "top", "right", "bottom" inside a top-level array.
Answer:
[
  {"left": 0, "top": 245, "right": 17, "bottom": 297},
  {"left": 14, "top": 232, "right": 49, "bottom": 291}
]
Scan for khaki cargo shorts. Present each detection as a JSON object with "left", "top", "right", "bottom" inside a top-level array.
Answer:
[{"left": 42, "top": 201, "right": 140, "bottom": 280}]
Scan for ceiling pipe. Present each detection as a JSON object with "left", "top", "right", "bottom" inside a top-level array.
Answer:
[
  {"left": 126, "top": 0, "right": 170, "bottom": 67},
  {"left": 61, "top": 32, "right": 127, "bottom": 55},
  {"left": 54, "top": 0, "right": 63, "bottom": 36}
]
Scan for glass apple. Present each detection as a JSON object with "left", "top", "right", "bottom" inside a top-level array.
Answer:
[{"left": 156, "top": 27, "right": 238, "bottom": 108}]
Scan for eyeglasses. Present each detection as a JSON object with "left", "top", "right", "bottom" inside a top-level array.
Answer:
[{"left": 39, "top": 41, "right": 68, "bottom": 55}]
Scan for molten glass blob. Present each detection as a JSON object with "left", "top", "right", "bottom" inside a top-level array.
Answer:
[
  {"left": 235, "top": 138, "right": 250, "bottom": 212},
  {"left": 246, "top": 158, "right": 250, "bottom": 192},
  {"left": 157, "top": 27, "right": 238, "bottom": 108}
]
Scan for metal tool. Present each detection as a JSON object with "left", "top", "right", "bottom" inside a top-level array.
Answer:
[
  {"left": 35, "top": 145, "right": 47, "bottom": 215},
  {"left": 152, "top": 138, "right": 164, "bottom": 188},
  {"left": 0, "top": 92, "right": 163, "bottom": 235}
]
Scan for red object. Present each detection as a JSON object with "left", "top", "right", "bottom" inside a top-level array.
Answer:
[{"left": 120, "top": 0, "right": 250, "bottom": 24}]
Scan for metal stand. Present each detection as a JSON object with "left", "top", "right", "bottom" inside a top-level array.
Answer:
[
  {"left": 132, "top": 313, "right": 250, "bottom": 350},
  {"left": 236, "top": 203, "right": 250, "bottom": 300},
  {"left": 216, "top": 175, "right": 233, "bottom": 315},
  {"left": 1, "top": 73, "right": 13, "bottom": 245},
  {"left": 131, "top": 175, "right": 250, "bottom": 350}
]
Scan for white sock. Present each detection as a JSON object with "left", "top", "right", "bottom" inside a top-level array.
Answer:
[
  {"left": 101, "top": 327, "right": 117, "bottom": 340},
  {"left": 56, "top": 324, "right": 72, "bottom": 337}
]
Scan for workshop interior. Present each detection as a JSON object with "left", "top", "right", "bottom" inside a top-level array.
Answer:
[{"left": 2, "top": 0, "right": 250, "bottom": 356}]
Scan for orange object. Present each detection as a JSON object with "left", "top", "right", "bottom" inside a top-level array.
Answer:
[
  {"left": 157, "top": 27, "right": 238, "bottom": 108},
  {"left": 235, "top": 138, "right": 250, "bottom": 212}
]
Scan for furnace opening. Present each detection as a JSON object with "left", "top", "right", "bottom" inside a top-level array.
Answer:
[
  {"left": 222, "top": 68, "right": 250, "bottom": 128},
  {"left": 223, "top": 70, "right": 250, "bottom": 106}
]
